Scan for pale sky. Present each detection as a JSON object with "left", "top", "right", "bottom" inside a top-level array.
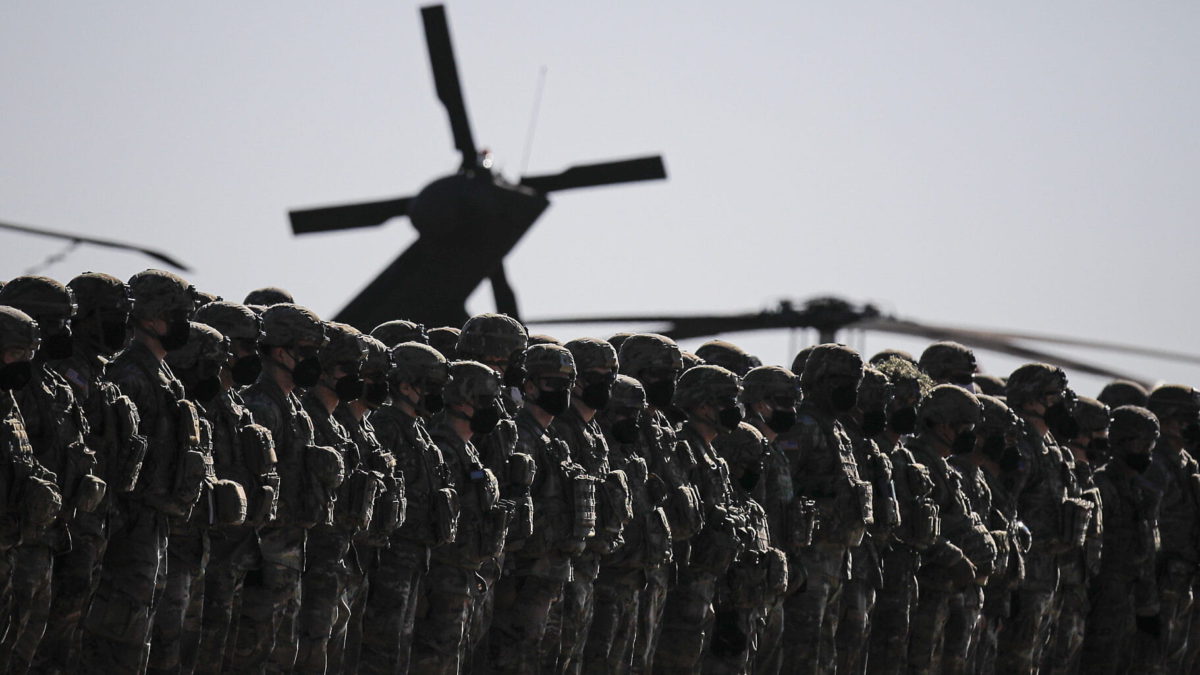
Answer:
[{"left": 3, "top": 1, "right": 1198, "bottom": 396}]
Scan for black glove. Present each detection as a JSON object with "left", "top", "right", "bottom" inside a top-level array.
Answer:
[
  {"left": 709, "top": 609, "right": 747, "bottom": 659},
  {"left": 1136, "top": 614, "right": 1162, "bottom": 638}
]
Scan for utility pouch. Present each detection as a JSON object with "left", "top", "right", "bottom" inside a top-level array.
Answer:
[
  {"left": 432, "top": 487, "right": 460, "bottom": 546},
  {"left": 571, "top": 473, "right": 599, "bottom": 541},
  {"left": 689, "top": 508, "right": 740, "bottom": 576},
  {"left": 1061, "top": 496, "right": 1092, "bottom": 551},
  {"left": 240, "top": 423, "right": 277, "bottom": 477},
  {"left": 765, "top": 546, "right": 789, "bottom": 597},
  {"left": 250, "top": 484, "right": 277, "bottom": 526},
  {"left": 74, "top": 473, "right": 107, "bottom": 513},
  {"left": 642, "top": 506, "right": 673, "bottom": 568},
  {"left": 666, "top": 483, "right": 705, "bottom": 541},
  {"left": 212, "top": 479, "right": 248, "bottom": 526},
  {"left": 786, "top": 497, "right": 818, "bottom": 554},
  {"left": 109, "top": 394, "right": 146, "bottom": 493},
  {"left": 22, "top": 475, "right": 62, "bottom": 528},
  {"left": 305, "top": 444, "right": 345, "bottom": 490},
  {"left": 507, "top": 452, "right": 536, "bottom": 488},
  {"left": 345, "top": 469, "right": 380, "bottom": 532},
  {"left": 600, "top": 469, "right": 633, "bottom": 534}
]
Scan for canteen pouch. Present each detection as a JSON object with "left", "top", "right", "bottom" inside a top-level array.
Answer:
[
  {"left": 74, "top": 473, "right": 107, "bottom": 513},
  {"left": 432, "top": 487, "right": 460, "bottom": 546},
  {"left": 212, "top": 478, "right": 248, "bottom": 526}
]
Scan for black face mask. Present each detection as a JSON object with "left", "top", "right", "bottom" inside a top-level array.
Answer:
[
  {"left": 160, "top": 318, "right": 191, "bottom": 352},
  {"left": 888, "top": 406, "right": 918, "bottom": 435},
  {"left": 981, "top": 433, "right": 1006, "bottom": 460},
  {"left": 1000, "top": 445, "right": 1022, "bottom": 472},
  {"left": 1044, "top": 401, "right": 1079, "bottom": 440},
  {"left": 534, "top": 388, "right": 571, "bottom": 417},
  {"left": 503, "top": 361, "right": 525, "bottom": 390},
  {"left": 0, "top": 361, "right": 33, "bottom": 391},
  {"left": 363, "top": 380, "right": 390, "bottom": 407},
  {"left": 190, "top": 376, "right": 222, "bottom": 403},
  {"left": 862, "top": 410, "right": 888, "bottom": 437},
  {"left": 423, "top": 391, "right": 445, "bottom": 415},
  {"left": 738, "top": 466, "right": 761, "bottom": 492},
  {"left": 580, "top": 381, "right": 613, "bottom": 411},
  {"left": 1089, "top": 437, "right": 1109, "bottom": 453},
  {"left": 1122, "top": 452, "right": 1152, "bottom": 473},
  {"left": 42, "top": 330, "right": 74, "bottom": 360},
  {"left": 718, "top": 405, "right": 744, "bottom": 431},
  {"left": 470, "top": 400, "right": 502, "bottom": 435},
  {"left": 1182, "top": 421, "right": 1200, "bottom": 447},
  {"left": 645, "top": 379, "right": 676, "bottom": 410},
  {"left": 101, "top": 319, "right": 130, "bottom": 354},
  {"left": 335, "top": 374, "right": 364, "bottom": 402},
  {"left": 766, "top": 408, "right": 796, "bottom": 434},
  {"left": 830, "top": 385, "right": 858, "bottom": 412},
  {"left": 291, "top": 355, "right": 323, "bottom": 388},
  {"left": 952, "top": 429, "right": 977, "bottom": 455},
  {"left": 611, "top": 417, "right": 641, "bottom": 444},
  {"left": 231, "top": 355, "right": 262, "bottom": 386}
]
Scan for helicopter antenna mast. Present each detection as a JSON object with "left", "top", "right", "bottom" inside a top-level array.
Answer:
[{"left": 519, "top": 66, "right": 548, "bottom": 176}]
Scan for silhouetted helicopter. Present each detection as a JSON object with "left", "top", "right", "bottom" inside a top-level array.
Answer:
[
  {"left": 289, "top": 4, "right": 667, "bottom": 331},
  {"left": 530, "top": 297, "right": 1200, "bottom": 387},
  {"left": 0, "top": 220, "right": 191, "bottom": 272}
]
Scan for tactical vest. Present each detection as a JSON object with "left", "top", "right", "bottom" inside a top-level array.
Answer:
[
  {"left": 431, "top": 425, "right": 508, "bottom": 569},
  {"left": 373, "top": 407, "right": 458, "bottom": 547}
]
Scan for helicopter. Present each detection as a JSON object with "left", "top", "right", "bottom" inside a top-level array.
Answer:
[
  {"left": 288, "top": 4, "right": 667, "bottom": 331},
  {"left": 0, "top": 220, "right": 191, "bottom": 273}
]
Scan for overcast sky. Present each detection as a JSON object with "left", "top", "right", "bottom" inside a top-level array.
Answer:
[{"left": 3, "top": 1, "right": 1198, "bottom": 396}]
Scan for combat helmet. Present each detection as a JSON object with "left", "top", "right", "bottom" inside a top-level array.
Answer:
[
  {"left": 1109, "top": 406, "right": 1160, "bottom": 446},
  {"left": 565, "top": 337, "right": 618, "bottom": 374},
  {"left": 259, "top": 304, "right": 326, "bottom": 349},
  {"left": 166, "top": 322, "right": 229, "bottom": 373},
  {"left": 1098, "top": 379, "right": 1149, "bottom": 409},
  {"left": 798, "top": 344, "right": 864, "bottom": 395},
  {"left": 0, "top": 276, "right": 77, "bottom": 359},
  {"left": 696, "top": 340, "right": 754, "bottom": 377},
  {"left": 523, "top": 344, "right": 576, "bottom": 382},
  {"left": 391, "top": 342, "right": 450, "bottom": 387},
  {"left": 371, "top": 320, "right": 428, "bottom": 348},
  {"left": 715, "top": 421, "right": 769, "bottom": 474},
  {"left": 918, "top": 384, "right": 982, "bottom": 429},
  {"left": 320, "top": 322, "right": 369, "bottom": 374},
  {"left": 858, "top": 366, "right": 893, "bottom": 413},
  {"left": 128, "top": 269, "right": 195, "bottom": 321},
  {"left": 674, "top": 365, "right": 742, "bottom": 409},
  {"left": 1147, "top": 385, "right": 1200, "bottom": 434},
  {"left": 610, "top": 374, "right": 647, "bottom": 411},
  {"left": 427, "top": 326, "right": 460, "bottom": 360},
  {"left": 444, "top": 360, "right": 502, "bottom": 408},
  {"left": 0, "top": 306, "right": 40, "bottom": 352},
  {"left": 457, "top": 313, "right": 527, "bottom": 362},
  {"left": 617, "top": 334, "right": 683, "bottom": 378},
  {"left": 1073, "top": 396, "right": 1111, "bottom": 434},
  {"left": 918, "top": 341, "right": 977, "bottom": 385},
  {"left": 195, "top": 302, "right": 262, "bottom": 342},
  {"left": 69, "top": 272, "right": 132, "bottom": 317},
  {"left": 243, "top": 287, "right": 294, "bottom": 306},
  {"left": 1005, "top": 363, "right": 1067, "bottom": 408},
  {"left": 741, "top": 366, "right": 799, "bottom": 406},
  {"left": 972, "top": 374, "right": 1007, "bottom": 397},
  {"left": 527, "top": 334, "right": 562, "bottom": 347}
]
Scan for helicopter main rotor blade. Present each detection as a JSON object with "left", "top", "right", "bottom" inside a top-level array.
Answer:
[
  {"left": 0, "top": 220, "right": 191, "bottom": 272},
  {"left": 289, "top": 197, "right": 412, "bottom": 235},
  {"left": 421, "top": 5, "right": 477, "bottom": 169},
  {"left": 519, "top": 156, "right": 667, "bottom": 193}
]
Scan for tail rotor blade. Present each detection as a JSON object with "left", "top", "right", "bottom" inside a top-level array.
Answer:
[
  {"left": 421, "top": 5, "right": 477, "bottom": 168},
  {"left": 290, "top": 197, "right": 411, "bottom": 235},
  {"left": 520, "top": 156, "right": 666, "bottom": 193}
]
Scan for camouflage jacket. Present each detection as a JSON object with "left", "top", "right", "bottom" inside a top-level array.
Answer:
[
  {"left": 1145, "top": 443, "right": 1200, "bottom": 564},
  {"left": 370, "top": 404, "right": 448, "bottom": 550},
  {"left": 304, "top": 392, "right": 372, "bottom": 537},
  {"left": 597, "top": 415, "right": 672, "bottom": 571},
  {"left": 335, "top": 404, "right": 404, "bottom": 547},
  {"left": 551, "top": 406, "right": 626, "bottom": 570},
  {"left": 242, "top": 376, "right": 322, "bottom": 528},
  {"left": 428, "top": 414, "right": 504, "bottom": 572},
  {"left": 206, "top": 390, "right": 277, "bottom": 527},
  {"left": 1012, "top": 417, "right": 1072, "bottom": 556},
  {"left": 15, "top": 360, "right": 94, "bottom": 516},
  {"left": 514, "top": 406, "right": 577, "bottom": 579},
  {"left": 1095, "top": 462, "right": 1162, "bottom": 615},
  {"left": 907, "top": 437, "right": 996, "bottom": 585},
  {"left": 0, "top": 390, "right": 59, "bottom": 548}
]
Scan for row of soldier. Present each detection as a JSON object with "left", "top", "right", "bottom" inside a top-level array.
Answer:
[{"left": 0, "top": 268, "right": 1195, "bottom": 674}]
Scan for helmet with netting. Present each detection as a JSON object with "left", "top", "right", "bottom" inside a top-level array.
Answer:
[
  {"left": 674, "top": 365, "right": 741, "bottom": 409},
  {"left": 444, "top": 360, "right": 502, "bottom": 407},
  {"left": 128, "top": 269, "right": 195, "bottom": 321},
  {"left": 696, "top": 340, "right": 754, "bottom": 377},
  {"left": 617, "top": 334, "right": 683, "bottom": 379},
  {"left": 1005, "top": 363, "right": 1068, "bottom": 407},
  {"left": 918, "top": 384, "right": 982, "bottom": 428},
  {"left": 371, "top": 320, "right": 428, "bottom": 348},
  {"left": 457, "top": 313, "right": 527, "bottom": 361},
  {"left": 260, "top": 304, "right": 326, "bottom": 348}
]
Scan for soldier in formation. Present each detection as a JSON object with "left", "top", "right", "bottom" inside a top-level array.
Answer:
[{"left": 4, "top": 272, "right": 1200, "bottom": 675}]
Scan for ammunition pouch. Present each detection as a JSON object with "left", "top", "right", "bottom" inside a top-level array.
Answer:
[
  {"left": 1061, "top": 496, "right": 1093, "bottom": 551},
  {"left": 507, "top": 491, "right": 533, "bottom": 544},
  {"left": 507, "top": 452, "right": 536, "bottom": 488},
  {"left": 765, "top": 546, "right": 789, "bottom": 597},
  {"left": 571, "top": 472, "right": 599, "bottom": 542},
  {"left": 599, "top": 469, "right": 633, "bottom": 535},
  {"left": 665, "top": 483, "right": 705, "bottom": 541},
  {"left": 306, "top": 444, "right": 345, "bottom": 489},
  {"left": 728, "top": 552, "right": 769, "bottom": 609},
  {"left": 432, "top": 487, "right": 460, "bottom": 547},
  {"left": 240, "top": 423, "right": 277, "bottom": 477},
  {"left": 22, "top": 475, "right": 62, "bottom": 528},
  {"left": 785, "top": 498, "right": 819, "bottom": 555},
  {"left": 109, "top": 394, "right": 146, "bottom": 493},
  {"left": 645, "top": 473, "right": 668, "bottom": 506},
  {"left": 472, "top": 498, "right": 511, "bottom": 563},
  {"left": 250, "top": 483, "right": 277, "bottom": 526},
  {"left": 341, "top": 469, "right": 381, "bottom": 533},
  {"left": 901, "top": 497, "right": 940, "bottom": 549},
  {"left": 366, "top": 474, "right": 405, "bottom": 546},
  {"left": 211, "top": 479, "right": 248, "bottom": 526},
  {"left": 168, "top": 449, "right": 209, "bottom": 518},
  {"left": 74, "top": 473, "right": 107, "bottom": 513},
  {"left": 642, "top": 507, "right": 673, "bottom": 568},
  {"left": 690, "top": 507, "right": 742, "bottom": 576}
]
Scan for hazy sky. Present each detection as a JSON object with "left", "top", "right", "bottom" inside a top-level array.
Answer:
[{"left": 3, "top": 1, "right": 1198, "bottom": 396}]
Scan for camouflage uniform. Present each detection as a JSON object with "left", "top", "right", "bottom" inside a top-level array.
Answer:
[
  {"left": 231, "top": 304, "right": 332, "bottom": 673},
  {"left": 34, "top": 273, "right": 144, "bottom": 674},
  {"left": 411, "top": 361, "right": 508, "bottom": 674},
  {"left": 778, "top": 345, "right": 871, "bottom": 674},
  {"left": 0, "top": 307, "right": 64, "bottom": 672},
  {"left": 358, "top": 342, "right": 454, "bottom": 674},
  {"left": 906, "top": 386, "right": 996, "bottom": 675},
  {"left": 1081, "top": 406, "right": 1163, "bottom": 673},
  {"left": 491, "top": 344, "right": 584, "bottom": 675},
  {"left": 82, "top": 270, "right": 204, "bottom": 674}
]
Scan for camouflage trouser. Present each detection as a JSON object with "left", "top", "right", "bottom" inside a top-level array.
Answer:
[
  {"left": 971, "top": 588, "right": 1009, "bottom": 675},
  {"left": 1043, "top": 574, "right": 1088, "bottom": 675},
  {"left": 909, "top": 582, "right": 954, "bottom": 674},
  {"left": 81, "top": 502, "right": 168, "bottom": 674},
  {"left": 997, "top": 546, "right": 1057, "bottom": 673},
  {"left": 467, "top": 556, "right": 502, "bottom": 673},
  {"left": 1144, "top": 558, "right": 1195, "bottom": 674},
  {"left": 1185, "top": 577, "right": 1200, "bottom": 673},
  {"left": 333, "top": 544, "right": 369, "bottom": 674},
  {"left": 194, "top": 526, "right": 260, "bottom": 675},
  {"left": 295, "top": 529, "right": 352, "bottom": 674},
  {"left": 753, "top": 596, "right": 785, "bottom": 675},
  {"left": 1081, "top": 573, "right": 1138, "bottom": 674},
  {"left": 148, "top": 524, "right": 209, "bottom": 675},
  {"left": 943, "top": 585, "right": 983, "bottom": 674},
  {"left": 835, "top": 578, "right": 876, "bottom": 675},
  {"left": 358, "top": 542, "right": 426, "bottom": 674},
  {"left": 0, "top": 542, "right": 53, "bottom": 673},
  {"left": 558, "top": 557, "right": 599, "bottom": 674},
  {"left": 654, "top": 569, "right": 718, "bottom": 673},
  {"left": 490, "top": 571, "right": 566, "bottom": 674},
  {"left": 867, "top": 546, "right": 919, "bottom": 675},
  {"left": 32, "top": 509, "right": 109, "bottom": 673},
  {"left": 230, "top": 525, "right": 304, "bottom": 674},
  {"left": 701, "top": 603, "right": 759, "bottom": 675},
  {"left": 583, "top": 566, "right": 641, "bottom": 674},
  {"left": 410, "top": 563, "right": 476, "bottom": 674},
  {"left": 782, "top": 545, "right": 846, "bottom": 675},
  {"left": 631, "top": 565, "right": 669, "bottom": 673}
]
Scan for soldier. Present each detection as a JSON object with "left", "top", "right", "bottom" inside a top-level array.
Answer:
[
  {"left": 427, "top": 326, "right": 460, "bottom": 360},
  {"left": 491, "top": 343, "right": 582, "bottom": 674},
  {"left": 867, "top": 356, "right": 937, "bottom": 675},
  {"left": 231, "top": 303, "right": 332, "bottom": 673},
  {"left": 616, "top": 334, "right": 699, "bottom": 673},
  {"left": 972, "top": 373, "right": 1007, "bottom": 397},
  {"left": 359, "top": 342, "right": 455, "bottom": 674},
  {"left": 191, "top": 302, "right": 280, "bottom": 675},
  {"left": 779, "top": 344, "right": 871, "bottom": 674},
  {"left": 295, "top": 322, "right": 376, "bottom": 674},
  {"left": 969, "top": 395, "right": 1029, "bottom": 675},
  {"left": 149, "top": 322, "right": 232, "bottom": 675},
  {"left": 454, "top": 313, "right": 530, "bottom": 667},
  {"left": 997, "top": 363, "right": 1078, "bottom": 671},
  {"left": 834, "top": 366, "right": 899, "bottom": 675},
  {"left": 1142, "top": 385, "right": 1200, "bottom": 673},
  {"left": 0, "top": 277, "right": 100, "bottom": 673},
  {"left": 1043, "top": 395, "right": 1108, "bottom": 674},
  {"left": 370, "top": 319, "right": 428, "bottom": 347},
  {"left": 906, "top": 385, "right": 997, "bottom": 674},
  {"left": 35, "top": 273, "right": 143, "bottom": 673},
  {"left": 918, "top": 341, "right": 979, "bottom": 391},
  {"left": 1081, "top": 406, "right": 1163, "bottom": 673},
  {"left": 334, "top": 334, "right": 404, "bottom": 673},
  {"left": 242, "top": 287, "right": 293, "bottom": 306},
  {"left": 740, "top": 365, "right": 800, "bottom": 675},
  {"left": 1098, "top": 379, "right": 1150, "bottom": 409},
  {"left": 82, "top": 269, "right": 202, "bottom": 673},
  {"left": 411, "top": 360, "right": 509, "bottom": 673},
  {"left": 554, "top": 338, "right": 628, "bottom": 674}
]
